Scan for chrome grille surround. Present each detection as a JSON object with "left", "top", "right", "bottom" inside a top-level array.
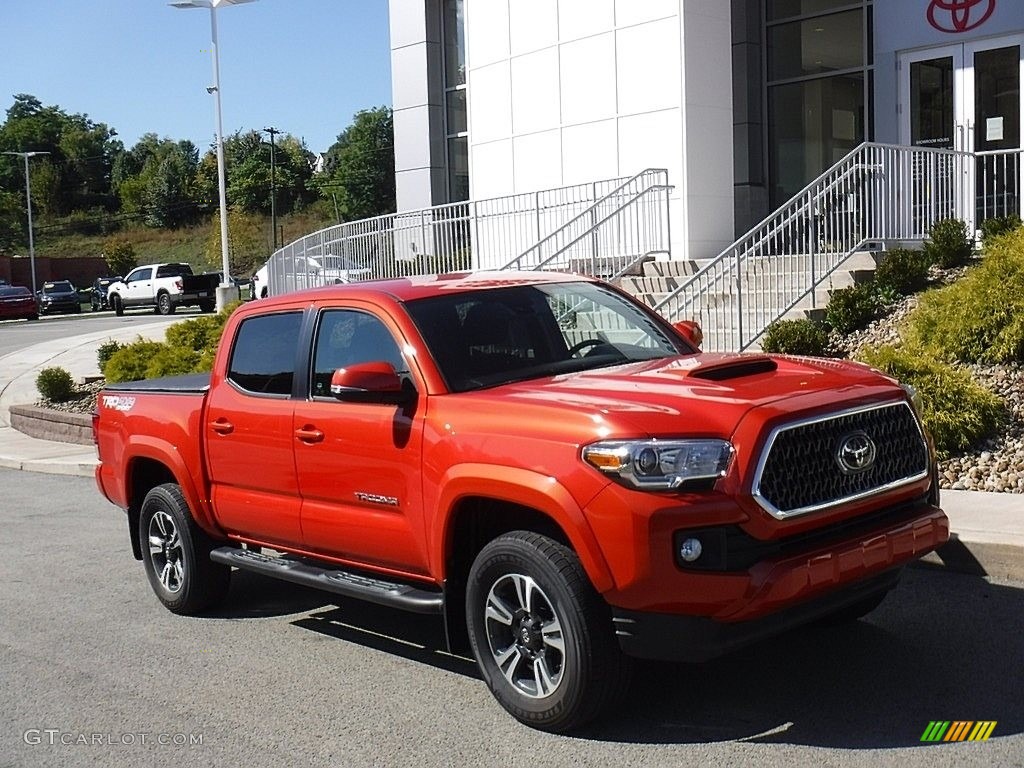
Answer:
[{"left": 752, "top": 400, "right": 929, "bottom": 520}]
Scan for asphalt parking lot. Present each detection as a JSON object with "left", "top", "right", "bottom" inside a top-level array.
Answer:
[{"left": 1, "top": 468, "right": 1022, "bottom": 767}]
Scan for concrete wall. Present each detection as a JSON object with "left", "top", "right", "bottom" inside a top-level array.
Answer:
[{"left": 463, "top": 0, "right": 734, "bottom": 263}]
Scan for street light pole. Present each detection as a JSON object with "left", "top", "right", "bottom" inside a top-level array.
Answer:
[
  {"left": 263, "top": 126, "right": 279, "bottom": 250},
  {"left": 170, "top": 0, "right": 256, "bottom": 311},
  {"left": 2, "top": 150, "right": 50, "bottom": 296}
]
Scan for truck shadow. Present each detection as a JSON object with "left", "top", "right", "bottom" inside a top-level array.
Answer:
[{"left": 228, "top": 566, "right": 1022, "bottom": 749}]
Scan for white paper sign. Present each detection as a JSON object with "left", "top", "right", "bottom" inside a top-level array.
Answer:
[{"left": 986, "top": 117, "right": 1004, "bottom": 142}]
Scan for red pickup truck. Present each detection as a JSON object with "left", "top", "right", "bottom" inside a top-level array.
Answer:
[{"left": 94, "top": 271, "right": 948, "bottom": 732}]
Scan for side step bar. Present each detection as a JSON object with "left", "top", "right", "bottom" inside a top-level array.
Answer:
[{"left": 210, "top": 547, "right": 444, "bottom": 615}]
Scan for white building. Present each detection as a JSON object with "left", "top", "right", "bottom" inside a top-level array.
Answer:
[{"left": 389, "top": 0, "right": 1023, "bottom": 263}]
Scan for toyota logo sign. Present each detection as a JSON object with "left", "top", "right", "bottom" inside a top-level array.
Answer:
[
  {"left": 835, "top": 431, "right": 877, "bottom": 475},
  {"left": 927, "top": 0, "right": 996, "bottom": 33}
]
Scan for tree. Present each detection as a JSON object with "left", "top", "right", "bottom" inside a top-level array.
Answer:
[
  {"left": 204, "top": 210, "right": 266, "bottom": 277},
  {"left": 315, "top": 107, "right": 395, "bottom": 222},
  {"left": 102, "top": 239, "right": 137, "bottom": 277}
]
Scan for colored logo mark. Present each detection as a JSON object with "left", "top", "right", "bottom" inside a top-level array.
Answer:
[
  {"left": 926, "top": 0, "right": 996, "bottom": 34},
  {"left": 921, "top": 721, "right": 997, "bottom": 742}
]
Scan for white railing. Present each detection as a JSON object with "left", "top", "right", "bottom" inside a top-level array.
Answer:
[
  {"left": 264, "top": 172, "right": 666, "bottom": 295},
  {"left": 500, "top": 169, "right": 672, "bottom": 277},
  {"left": 650, "top": 142, "right": 1023, "bottom": 352}
]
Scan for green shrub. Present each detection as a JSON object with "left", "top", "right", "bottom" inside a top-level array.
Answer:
[
  {"left": 36, "top": 367, "right": 76, "bottom": 402},
  {"left": 97, "top": 339, "right": 124, "bottom": 371},
  {"left": 103, "top": 339, "right": 168, "bottom": 383},
  {"left": 824, "top": 283, "right": 878, "bottom": 334},
  {"left": 144, "top": 347, "right": 202, "bottom": 379},
  {"left": 856, "top": 345, "right": 1003, "bottom": 458},
  {"left": 761, "top": 319, "right": 829, "bottom": 356},
  {"left": 923, "top": 218, "right": 974, "bottom": 268},
  {"left": 873, "top": 248, "right": 930, "bottom": 296},
  {"left": 905, "top": 227, "right": 1024, "bottom": 363},
  {"left": 980, "top": 214, "right": 1022, "bottom": 246},
  {"left": 165, "top": 315, "right": 221, "bottom": 352}
]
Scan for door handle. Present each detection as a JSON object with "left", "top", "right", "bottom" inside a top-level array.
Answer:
[
  {"left": 295, "top": 426, "right": 325, "bottom": 444},
  {"left": 210, "top": 419, "right": 234, "bottom": 435}
]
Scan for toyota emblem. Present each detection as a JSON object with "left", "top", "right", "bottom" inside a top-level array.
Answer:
[
  {"left": 835, "top": 431, "right": 877, "bottom": 474},
  {"left": 927, "top": 0, "right": 996, "bottom": 34}
]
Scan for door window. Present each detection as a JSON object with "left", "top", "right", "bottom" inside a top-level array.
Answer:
[
  {"left": 227, "top": 312, "right": 303, "bottom": 396},
  {"left": 310, "top": 310, "right": 406, "bottom": 398},
  {"left": 126, "top": 268, "right": 152, "bottom": 283}
]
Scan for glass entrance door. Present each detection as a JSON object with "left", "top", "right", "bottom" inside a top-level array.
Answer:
[{"left": 900, "top": 36, "right": 1023, "bottom": 226}]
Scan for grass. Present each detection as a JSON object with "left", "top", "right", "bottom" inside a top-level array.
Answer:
[{"left": 28, "top": 210, "right": 336, "bottom": 274}]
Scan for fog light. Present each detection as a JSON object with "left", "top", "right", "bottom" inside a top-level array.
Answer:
[{"left": 678, "top": 538, "right": 702, "bottom": 563}]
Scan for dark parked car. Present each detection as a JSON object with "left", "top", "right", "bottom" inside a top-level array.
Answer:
[
  {"left": 38, "top": 280, "right": 82, "bottom": 315},
  {"left": 0, "top": 285, "right": 39, "bottom": 321},
  {"left": 90, "top": 276, "right": 122, "bottom": 311}
]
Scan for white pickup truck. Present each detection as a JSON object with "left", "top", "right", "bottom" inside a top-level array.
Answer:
[{"left": 106, "top": 263, "right": 221, "bottom": 316}]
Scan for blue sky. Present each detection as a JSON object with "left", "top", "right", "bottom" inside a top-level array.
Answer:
[{"left": 0, "top": 0, "right": 392, "bottom": 154}]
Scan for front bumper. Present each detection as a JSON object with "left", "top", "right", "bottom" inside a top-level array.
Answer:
[{"left": 608, "top": 500, "right": 947, "bottom": 662}]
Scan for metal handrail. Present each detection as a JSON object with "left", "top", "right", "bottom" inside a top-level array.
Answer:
[
  {"left": 501, "top": 169, "right": 669, "bottom": 270},
  {"left": 648, "top": 141, "right": 1021, "bottom": 352}
]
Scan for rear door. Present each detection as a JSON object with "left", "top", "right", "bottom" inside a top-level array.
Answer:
[
  {"left": 205, "top": 309, "right": 305, "bottom": 547},
  {"left": 293, "top": 303, "right": 430, "bottom": 574}
]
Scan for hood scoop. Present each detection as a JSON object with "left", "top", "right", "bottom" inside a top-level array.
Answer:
[{"left": 687, "top": 356, "right": 778, "bottom": 381}]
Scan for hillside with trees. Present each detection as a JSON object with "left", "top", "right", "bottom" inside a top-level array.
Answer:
[{"left": 0, "top": 94, "right": 395, "bottom": 278}]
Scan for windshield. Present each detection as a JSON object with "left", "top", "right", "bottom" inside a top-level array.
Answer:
[
  {"left": 42, "top": 282, "right": 73, "bottom": 294},
  {"left": 0, "top": 286, "right": 31, "bottom": 297},
  {"left": 405, "top": 281, "right": 692, "bottom": 392}
]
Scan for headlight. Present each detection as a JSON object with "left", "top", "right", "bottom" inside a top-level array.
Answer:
[
  {"left": 901, "top": 383, "right": 923, "bottom": 413},
  {"left": 582, "top": 439, "right": 733, "bottom": 491}
]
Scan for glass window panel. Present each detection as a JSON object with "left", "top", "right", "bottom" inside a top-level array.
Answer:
[
  {"left": 974, "top": 46, "right": 1020, "bottom": 152},
  {"left": 910, "top": 57, "right": 954, "bottom": 148},
  {"left": 443, "top": 0, "right": 466, "bottom": 87},
  {"left": 768, "top": 9, "right": 863, "bottom": 81},
  {"left": 447, "top": 136, "right": 469, "bottom": 202},
  {"left": 446, "top": 89, "right": 467, "bottom": 136},
  {"left": 311, "top": 310, "right": 405, "bottom": 397},
  {"left": 768, "top": 73, "right": 864, "bottom": 206},
  {"left": 228, "top": 312, "right": 303, "bottom": 396},
  {"left": 768, "top": 0, "right": 859, "bottom": 22}
]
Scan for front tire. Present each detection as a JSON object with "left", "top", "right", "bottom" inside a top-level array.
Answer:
[
  {"left": 138, "top": 483, "right": 230, "bottom": 615},
  {"left": 112, "top": 294, "right": 124, "bottom": 316},
  {"left": 466, "top": 531, "right": 630, "bottom": 733}
]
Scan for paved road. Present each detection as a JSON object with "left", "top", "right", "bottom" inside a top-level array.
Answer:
[
  {"left": 1, "top": 468, "right": 1022, "bottom": 768},
  {"left": 0, "top": 309, "right": 206, "bottom": 359}
]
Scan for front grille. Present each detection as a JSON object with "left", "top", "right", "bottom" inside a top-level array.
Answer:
[{"left": 753, "top": 401, "right": 928, "bottom": 518}]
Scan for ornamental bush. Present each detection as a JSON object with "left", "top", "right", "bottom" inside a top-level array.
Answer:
[
  {"left": 923, "top": 218, "right": 974, "bottom": 269},
  {"left": 96, "top": 339, "right": 124, "bottom": 370},
  {"left": 873, "top": 248, "right": 931, "bottom": 296},
  {"left": 905, "top": 227, "right": 1024, "bottom": 364},
  {"left": 103, "top": 339, "right": 167, "bottom": 383},
  {"left": 856, "top": 345, "right": 1003, "bottom": 458},
  {"left": 36, "top": 367, "right": 76, "bottom": 403},
  {"left": 980, "top": 214, "right": 1022, "bottom": 247},
  {"left": 824, "top": 283, "right": 879, "bottom": 334},
  {"left": 760, "top": 319, "right": 829, "bottom": 356}
]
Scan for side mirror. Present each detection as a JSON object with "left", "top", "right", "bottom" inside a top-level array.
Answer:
[
  {"left": 330, "top": 361, "right": 405, "bottom": 401},
  {"left": 673, "top": 319, "right": 703, "bottom": 349}
]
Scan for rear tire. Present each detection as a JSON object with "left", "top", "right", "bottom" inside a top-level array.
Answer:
[
  {"left": 112, "top": 294, "right": 124, "bottom": 316},
  {"left": 199, "top": 300, "right": 215, "bottom": 313},
  {"left": 466, "top": 531, "right": 630, "bottom": 733},
  {"left": 138, "top": 483, "right": 231, "bottom": 615},
  {"left": 156, "top": 292, "right": 175, "bottom": 315}
]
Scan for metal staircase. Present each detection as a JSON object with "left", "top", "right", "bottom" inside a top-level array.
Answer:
[{"left": 638, "top": 142, "right": 1022, "bottom": 351}]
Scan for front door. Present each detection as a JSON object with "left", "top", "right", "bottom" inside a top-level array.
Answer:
[
  {"left": 900, "top": 35, "right": 1024, "bottom": 227},
  {"left": 293, "top": 304, "right": 429, "bottom": 576}
]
